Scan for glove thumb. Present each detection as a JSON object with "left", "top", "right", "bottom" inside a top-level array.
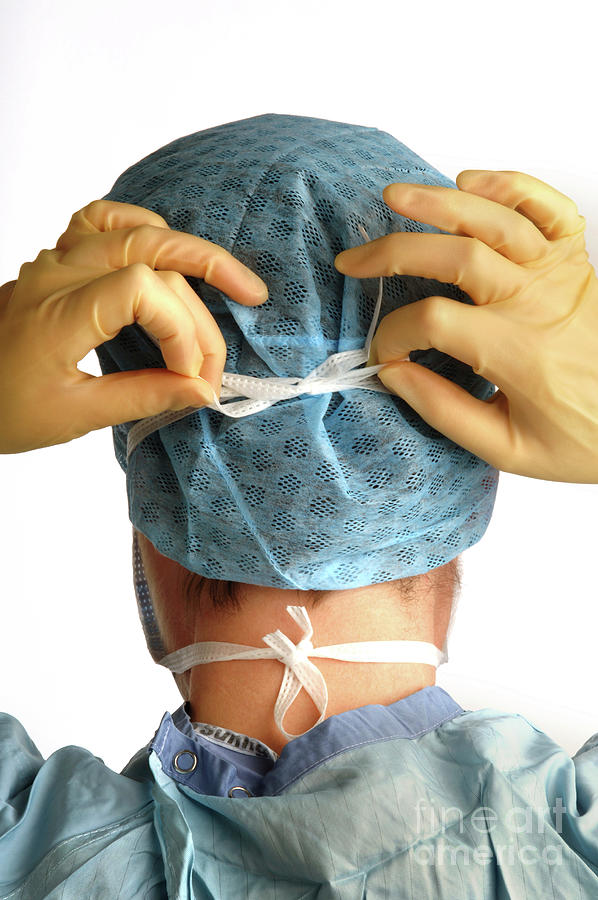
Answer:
[
  {"left": 74, "top": 367, "right": 218, "bottom": 434},
  {"left": 377, "top": 359, "right": 507, "bottom": 468}
]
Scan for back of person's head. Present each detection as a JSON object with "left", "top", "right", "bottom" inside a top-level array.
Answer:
[
  {"left": 173, "top": 554, "right": 463, "bottom": 615},
  {"left": 95, "top": 113, "right": 499, "bottom": 664},
  {"left": 134, "top": 526, "right": 463, "bottom": 704}
]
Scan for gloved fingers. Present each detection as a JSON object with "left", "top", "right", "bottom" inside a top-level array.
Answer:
[
  {"left": 367, "top": 296, "right": 487, "bottom": 379},
  {"left": 60, "top": 264, "right": 221, "bottom": 383},
  {"left": 1, "top": 365, "right": 214, "bottom": 453},
  {"left": 55, "top": 198, "right": 171, "bottom": 250},
  {"left": 55, "top": 199, "right": 269, "bottom": 307},
  {"left": 335, "top": 231, "right": 523, "bottom": 308},
  {"left": 153, "top": 269, "right": 227, "bottom": 397},
  {"left": 381, "top": 181, "right": 549, "bottom": 265},
  {"left": 376, "top": 360, "right": 513, "bottom": 472},
  {"left": 66, "top": 367, "right": 216, "bottom": 438},
  {"left": 0, "top": 261, "right": 218, "bottom": 452},
  {"left": 455, "top": 169, "right": 587, "bottom": 243}
]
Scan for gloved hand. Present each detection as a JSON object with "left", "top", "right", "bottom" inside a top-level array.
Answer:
[
  {"left": 0, "top": 199, "right": 268, "bottom": 454},
  {"left": 335, "top": 170, "right": 598, "bottom": 484}
]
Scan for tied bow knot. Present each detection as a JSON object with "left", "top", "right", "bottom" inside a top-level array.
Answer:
[
  {"left": 260, "top": 606, "right": 329, "bottom": 742},
  {"left": 262, "top": 632, "right": 315, "bottom": 670}
]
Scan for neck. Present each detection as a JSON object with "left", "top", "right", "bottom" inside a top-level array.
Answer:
[{"left": 186, "top": 582, "right": 451, "bottom": 757}]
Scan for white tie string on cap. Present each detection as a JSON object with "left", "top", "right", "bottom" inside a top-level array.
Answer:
[
  {"left": 159, "top": 605, "right": 446, "bottom": 742},
  {"left": 126, "top": 227, "right": 409, "bottom": 461}
]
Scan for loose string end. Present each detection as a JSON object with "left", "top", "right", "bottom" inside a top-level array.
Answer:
[{"left": 356, "top": 224, "right": 384, "bottom": 360}]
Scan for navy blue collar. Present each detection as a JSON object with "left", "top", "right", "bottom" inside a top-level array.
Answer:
[{"left": 148, "top": 686, "right": 463, "bottom": 798}]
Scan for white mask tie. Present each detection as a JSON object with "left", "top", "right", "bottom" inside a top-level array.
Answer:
[{"left": 158, "top": 605, "right": 446, "bottom": 742}]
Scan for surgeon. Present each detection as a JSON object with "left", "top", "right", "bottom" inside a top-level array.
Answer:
[{"left": 1, "top": 113, "right": 598, "bottom": 898}]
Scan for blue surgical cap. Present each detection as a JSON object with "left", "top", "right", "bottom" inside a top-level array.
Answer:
[{"left": 95, "top": 113, "right": 499, "bottom": 595}]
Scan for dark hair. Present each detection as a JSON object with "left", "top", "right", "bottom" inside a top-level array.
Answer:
[
  {"left": 194, "top": 576, "right": 246, "bottom": 614},
  {"left": 182, "top": 557, "right": 462, "bottom": 615},
  {"left": 182, "top": 571, "right": 321, "bottom": 614}
]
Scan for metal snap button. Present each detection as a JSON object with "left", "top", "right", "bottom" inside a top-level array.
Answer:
[
  {"left": 228, "top": 785, "right": 253, "bottom": 798},
  {"left": 173, "top": 750, "right": 198, "bottom": 773}
]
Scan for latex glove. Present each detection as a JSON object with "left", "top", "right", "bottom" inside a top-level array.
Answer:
[
  {"left": 0, "top": 199, "right": 268, "bottom": 454},
  {"left": 335, "top": 170, "right": 598, "bottom": 484}
]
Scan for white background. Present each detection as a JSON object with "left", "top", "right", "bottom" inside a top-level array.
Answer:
[{"left": 1, "top": 0, "right": 597, "bottom": 773}]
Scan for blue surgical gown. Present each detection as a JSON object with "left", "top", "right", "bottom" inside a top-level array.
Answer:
[{"left": 1, "top": 686, "right": 597, "bottom": 898}]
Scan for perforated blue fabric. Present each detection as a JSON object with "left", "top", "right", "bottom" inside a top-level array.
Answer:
[{"left": 95, "top": 113, "right": 499, "bottom": 598}]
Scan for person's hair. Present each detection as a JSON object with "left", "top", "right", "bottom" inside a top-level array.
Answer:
[{"left": 181, "top": 556, "right": 462, "bottom": 615}]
